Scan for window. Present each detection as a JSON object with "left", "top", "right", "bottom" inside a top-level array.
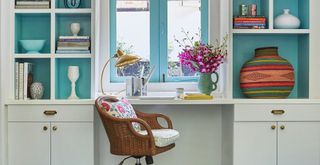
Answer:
[{"left": 110, "top": 0, "right": 208, "bottom": 83}]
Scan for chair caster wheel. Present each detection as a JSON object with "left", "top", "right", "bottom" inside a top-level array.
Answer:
[{"left": 145, "top": 156, "right": 154, "bottom": 165}]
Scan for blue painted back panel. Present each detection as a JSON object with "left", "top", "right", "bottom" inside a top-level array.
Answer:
[
  {"left": 15, "top": 14, "right": 51, "bottom": 54},
  {"left": 274, "top": 0, "right": 309, "bottom": 29},
  {"left": 233, "top": 0, "right": 269, "bottom": 19},
  {"left": 16, "top": 58, "right": 51, "bottom": 99},
  {"left": 233, "top": 34, "right": 309, "bottom": 99},
  {"left": 55, "top": 58, "right": 91, "bottom": 99},
  {"left": 298, "top": 35, "right": 309, "bottom": 98},
  {"left": 55, "top": 13, "right": 91, "bottom": 45},
  {"left": 56, "top": 0, "right": 91, "bottom": 8}
]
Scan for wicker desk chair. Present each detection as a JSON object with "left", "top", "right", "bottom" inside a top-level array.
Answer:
[{"left": 95, "top": 96, "right": 179, "bottom": 165}]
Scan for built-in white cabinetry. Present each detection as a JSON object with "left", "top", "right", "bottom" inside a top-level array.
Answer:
[
  {"left": 7, "top": 105, "right": 94, "bottom": 165},
  {"left": 234, "top": 104, "right": 320, "bottom": 165},
  {"left": 277, "top": 122, "right": 320, "bottom": 165},
  {"left": 8, "top": 123, "right": 51, "bottom": 165},
  {"left": 234, "top": 122, "right": 277, "bottom": 165}
]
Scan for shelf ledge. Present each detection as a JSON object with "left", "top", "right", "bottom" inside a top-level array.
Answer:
[
  {"left": 14, "top": 54, "right": 51, "bottom": 58},
  {"left": 14, "top": 9, "right": 51, "bottom": 13},
  {"left": 5, "top": 98, "right": 320, "bottom": 105},
  {"left": 232, "top": 29, "right": 310, "bottom": 34},
  {"left": 55, "top": 9, "right": 93, "bottom": 14}
]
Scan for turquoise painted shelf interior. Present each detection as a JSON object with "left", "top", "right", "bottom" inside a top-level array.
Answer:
[
  {"left": 56, "top": 0, "right": 91, "bottom": 8},
  {"left": 233, "top": 0, "right": 269, "bottom": 27},
  {"left": 15, "top": 58, "right": 51, "bottom": 99},
  {"left": 55, "top": 13, "right": 91, "bottom": 50},
  {"left": 15, "top": 13, "right": 51, "bottom": 54},
  {"left": 55, "top": 58, "right": 91, "bottom": 99},
  {"left": 233, "top": 34, "right": 309, "bottom": 99},
  {"left": 273, "top": 0, "right": 309, "bottom": 29}
]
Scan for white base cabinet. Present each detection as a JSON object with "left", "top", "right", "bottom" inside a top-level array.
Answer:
[
  {"left": 51, "top": 123, "right": 93, "bottom": 165},
  {"left": 234, "top": 122, "right": 277, "bottom": 165},
  {"left": 8, "top": 123, "right": 51, "bottom": 165},
  {"left": 7, "top": 105, "right": 94, "bottom": 165},
  {"left": 234, "top": 104, "right": 320, "bottom": 165},
  {"left": 277, "top": 122, "right": 320, "bottom": 165}
]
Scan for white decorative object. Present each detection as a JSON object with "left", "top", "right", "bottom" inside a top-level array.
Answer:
[
  {"left": 30, "top": 82, "right": 44, "bottom": 99},
  {"left": 70, "top": 23, "right": 81, "bottom": 36},
  {"left": 68, "top": 66, "right": 80, "bottom": 99},
  {"left": 275, "top": 9, "right": 301, "bottom": 29}
]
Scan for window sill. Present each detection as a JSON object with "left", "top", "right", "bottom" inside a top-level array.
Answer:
[
  {"left": 106, "top": 82, "right": 198, "bottom": 93},
  {"left": 105, "top": 82, "right": 224, "bottom": 97}
]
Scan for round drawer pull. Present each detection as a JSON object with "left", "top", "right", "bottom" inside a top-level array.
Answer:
[
  {"left": 271, "top": 125, "right": 276, "bottom": 130},
  {"left": 280, "top": 125, "right": 285, "bottom": 130},
  {"left": 52, "top": 126, "right": 58, "bottom": 131},
  {"left": 43, "top": 126, "right": 48, "bottom": 131},
  {"left": 271, "top": 110, "right": 285, "bottom": 115}
]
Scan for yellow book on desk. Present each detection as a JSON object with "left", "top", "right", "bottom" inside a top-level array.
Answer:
[{"left": 183, "top": 93, "right": 213, "bottom": 100}]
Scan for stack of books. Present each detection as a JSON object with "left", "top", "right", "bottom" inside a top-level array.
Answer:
[
  {"left": 15, "top": 62, "right": 33, "bottom": 100},
  {"left": 15, "top": 0, "right": 50, "bottom": 9},
  {"left": 56, "top": 36, "right": 91, "bottom": 54},
  {"left": 233, "top": 16, "right": 267, "bottom": 29}
]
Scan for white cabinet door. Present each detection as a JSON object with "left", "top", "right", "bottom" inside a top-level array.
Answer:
[
  {"left": 278, "top": 122, "right": 320, "bottom": 165},
  {"left": 234, "top": 122, "right": 277, "bottom": 165},
  {"left": 8, "top": 122, "right": 50, "bottom": 165},
  {"left": 51, "top": 123, "right": 94, "bottom": 165}
]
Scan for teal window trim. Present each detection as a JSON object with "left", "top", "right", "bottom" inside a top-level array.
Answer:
[
  {"left": 160, "top": 0, "right": 209, "bottom": 82},
  {"left": 110, "top": 0, "right": 209, "bottom": 83},
  {"left": 110, "top": 0, "right": 122, "bottom": 82}
]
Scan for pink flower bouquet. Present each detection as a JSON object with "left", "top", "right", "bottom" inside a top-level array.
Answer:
[{"left": 176, "top": 31, "right": 228, "bottom": 74}]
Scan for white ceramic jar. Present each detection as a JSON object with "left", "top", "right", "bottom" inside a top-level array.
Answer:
[
  {"left": 274, "top": 9, "right": 301, "bottom": 29},
  {"left": 30, "top": 82, "right": 44, "bottom": 99}
]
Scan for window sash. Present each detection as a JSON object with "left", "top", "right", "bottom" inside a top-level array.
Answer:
[{"left": 109, "top": 0, "right": 209, "bottom": 83}]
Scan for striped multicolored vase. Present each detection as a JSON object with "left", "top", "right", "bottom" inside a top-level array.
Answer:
[{"left": 240, "top": 47, "right": 295, "bottom": 99}]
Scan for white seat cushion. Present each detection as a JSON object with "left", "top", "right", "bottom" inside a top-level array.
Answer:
[{"left": 138, "top": 129, "right": 179, "bottom": 147}]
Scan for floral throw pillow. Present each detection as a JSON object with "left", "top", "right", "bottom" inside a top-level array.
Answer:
[{"left": 100, "top": 97, "right": 141, "bottom": 131}]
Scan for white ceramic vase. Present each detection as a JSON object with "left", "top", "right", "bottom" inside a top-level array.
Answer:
[
  {"left": 68, "top": 66, "right": 80, "bottom": 99},
  {"left": 275, "top": 9, "right": 301, "bottom": 29},
  {"left": 70, "top": 23, "right": 80, "bottom": 36},
  {"left": 30, "top": 82, "right": 44, "bottom": 99}
]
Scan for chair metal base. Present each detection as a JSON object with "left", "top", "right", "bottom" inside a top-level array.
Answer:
[{"left": 119, "top": 156, "right": 153, "bottom": 165}]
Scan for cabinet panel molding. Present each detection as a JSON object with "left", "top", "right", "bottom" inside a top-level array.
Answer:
[
  {"left": 235, "top": 104, "right": 320, "bottom": 121},
  {"left": 8, "top": 105, "right": 94, "bottom": 122},
  {"left": 234, "top": 122, "right": 277, "bottom": 165},
  {"left": 8, "top": 123, "right": 51, "bottom": 165}
]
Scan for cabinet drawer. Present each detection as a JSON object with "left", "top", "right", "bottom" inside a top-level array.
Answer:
[
  {"left": 235, "top": 104, "right": 320, "bottom": 122},
  {"left": 8, "top": 105, "right": 94, "bottom": 122}
]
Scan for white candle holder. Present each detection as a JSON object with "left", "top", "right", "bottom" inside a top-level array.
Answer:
[{"left": 70, "top": 23, "right": 80, "bottom": 36}]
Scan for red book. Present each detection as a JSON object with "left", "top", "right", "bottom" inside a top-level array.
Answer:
[
  {"left": 235, "top": 20, "right": 266, "bottom": 23},
  {"left": 234, "top": 18, "right": 266, "bottom": 21}
]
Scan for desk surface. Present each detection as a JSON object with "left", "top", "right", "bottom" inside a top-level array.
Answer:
[{"left": 5, "top": 98, "right": 320, "bottom": 105}]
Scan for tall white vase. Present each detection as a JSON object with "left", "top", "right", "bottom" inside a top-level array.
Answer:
[
  {"left": 68, "top": 66, "right": 80, "bottom": 99},
  {"left": 70, "top": 23, "right": 81, "bottom": 36},
  {"left": 274, "top": 9, "right": 301, "bottom": 29}
]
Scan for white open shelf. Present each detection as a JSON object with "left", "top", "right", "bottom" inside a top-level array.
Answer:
[
  {"left": 55, "top": 9, "right": 93, "bottom": 14},
  {"left": 54, "top": 54, "right": 93, "bottom": 58},
  {"left": 14, "top": 9, "right": 51, "bottom": 13},
  {"left": 232, "top": 29, "right": 310, "bottom": 34},
  {"left": 14, "top": 54, "right": 51, "bottom": 58}
]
